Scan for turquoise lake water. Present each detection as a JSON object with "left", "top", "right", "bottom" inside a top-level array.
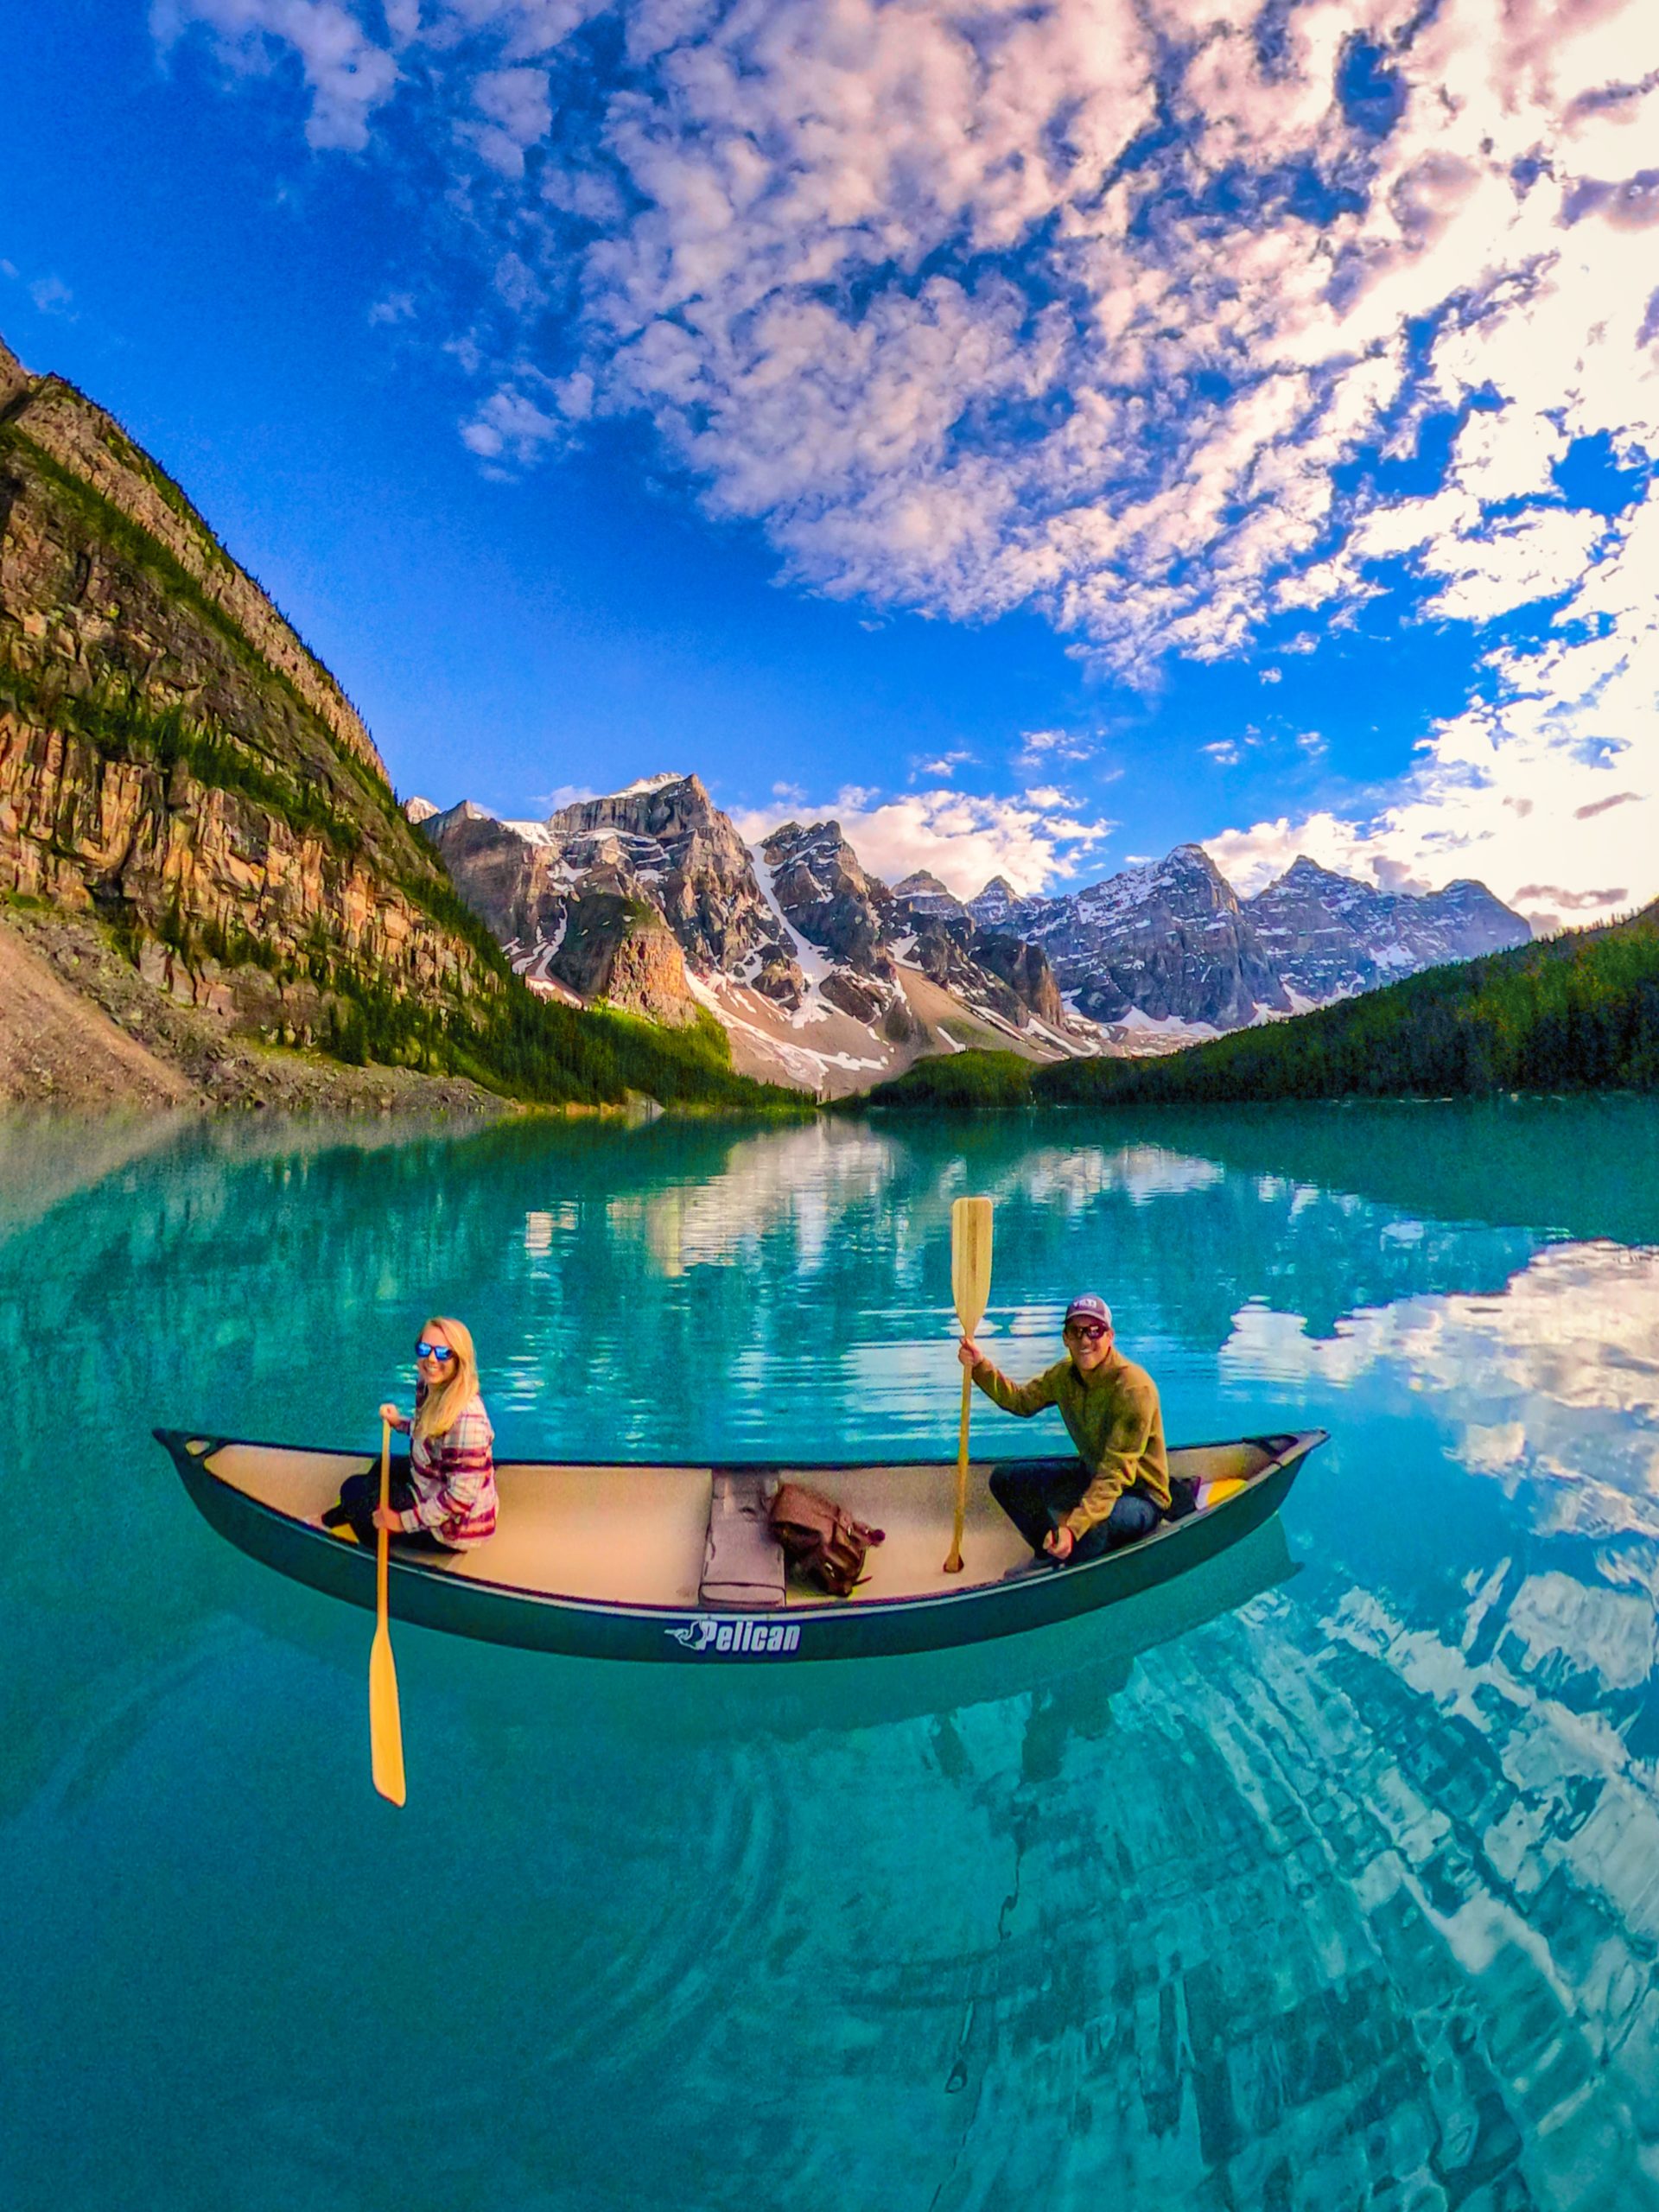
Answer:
[{"left": 5, "top": 1098, "right": 1659, "bottom": 2211}]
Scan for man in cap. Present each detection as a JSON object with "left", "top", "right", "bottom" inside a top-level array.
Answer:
[{"left": 958, "top": 1294, "right": 1176, "bottom": 1563}]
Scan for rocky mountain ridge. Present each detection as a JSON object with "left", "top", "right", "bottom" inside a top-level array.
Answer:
[
  {"left": 970, "top": 843, "right": 1293, "bottom": 1035},
  {"left": 1245, "top": 855, "right": 1529, "bottom": 1001},
  {"left": 967, "top": 842, "right": 1529, "bottom": 1040},
  {"left": 422, "top": 774, "right": 1531, "bottom": 1080},
  {"left": 417, "top": 781, "right": 1097, "bottom": 1093}
]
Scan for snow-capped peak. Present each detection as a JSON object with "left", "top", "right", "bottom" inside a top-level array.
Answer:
[{"left": 617, "top": 772, "right": 688, "bottom": 797}]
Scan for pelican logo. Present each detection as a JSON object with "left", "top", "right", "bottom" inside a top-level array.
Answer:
[{"left": 667, "top": 1617, "right": 802, "bottom": 1656}]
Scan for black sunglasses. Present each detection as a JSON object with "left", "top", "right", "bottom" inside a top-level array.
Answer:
[{"left": 414, "top": 1339, "right": 457, "bottom": 1363}]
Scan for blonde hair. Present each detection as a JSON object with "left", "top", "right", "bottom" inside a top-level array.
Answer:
[{"left": 413, "top": 1316, "right": 481, "bottom": 1440}]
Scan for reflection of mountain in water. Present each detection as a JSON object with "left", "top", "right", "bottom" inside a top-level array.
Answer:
[
  {"left": 19, "top": 1496, "right": 1659, "bottom": 2209},
  {"left": 9, "top": 1104, "right": 1659, "bottom": 2206}
]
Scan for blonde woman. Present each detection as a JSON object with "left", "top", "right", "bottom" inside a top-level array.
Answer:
[{"left": 323, "top": 1318, "right": 499, "bottom": 1552}]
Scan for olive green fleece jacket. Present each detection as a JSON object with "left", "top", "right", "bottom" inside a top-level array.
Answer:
[{"left": 971, "top": 1351, "right": 1169, "bottom": 1537}]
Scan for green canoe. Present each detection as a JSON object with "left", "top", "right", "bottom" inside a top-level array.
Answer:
[{"left": 156, "top": 1426, "right": 1324, "bottom": 1663}]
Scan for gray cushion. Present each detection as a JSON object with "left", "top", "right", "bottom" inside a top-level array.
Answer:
[{"left": 700, "top": 1471, "right": 786, "bottom": 1609}]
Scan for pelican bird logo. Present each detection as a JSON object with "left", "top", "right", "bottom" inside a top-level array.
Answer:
[{"left": 667, "top": 1619, "right": 721, "bottom": 1651}]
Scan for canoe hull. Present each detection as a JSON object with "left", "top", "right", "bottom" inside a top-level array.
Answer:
[{"left": 158, "top": 1429, "right": 1322, "bottom": 1662}]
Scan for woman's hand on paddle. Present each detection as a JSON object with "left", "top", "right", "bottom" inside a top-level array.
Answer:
[
  {"left": 372, "top": 1505, "right": 402, "bottom": 1532},
  {"left": 378, "top": 1402, "right": 409, "bottom": 1433},
  {"left": 957, "top": 1338, "right": 981, "bottom": 1370},
  {"left": 1044, "top": 1523, "right": 1076, "bottom": 1561}
]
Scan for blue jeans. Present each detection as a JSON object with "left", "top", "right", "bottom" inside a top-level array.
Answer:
[{"left": 988, "top": 1457, "right": 1161, "bottom": 1562}]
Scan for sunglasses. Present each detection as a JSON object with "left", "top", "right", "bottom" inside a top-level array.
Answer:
[
  {"left": 1064, "top": 1320, "right": 1108, "bottom": 1343},
  {"left": 414, "top": 1339, "right": 457, "bottom": 1363}
]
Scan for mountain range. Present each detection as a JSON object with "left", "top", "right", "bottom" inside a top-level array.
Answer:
[
  {"left": 413, "top": 776, "right": 1530, "bottom": 1095},
  {"left": 0, "top": 321, "right": 1532, "bottom": 1111}
]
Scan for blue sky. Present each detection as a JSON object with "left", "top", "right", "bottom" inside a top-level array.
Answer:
[{"left": 5, "top": 1, "right": 1657, "bottom": 925}]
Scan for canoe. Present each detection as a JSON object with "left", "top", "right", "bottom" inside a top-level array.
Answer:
[{"left": 156, "top": 1426, "right": 1325, "bottom": 1663}]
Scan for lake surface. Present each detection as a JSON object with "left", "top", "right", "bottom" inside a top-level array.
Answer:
[{"left": 5, "top": 1097, "right": 1659, "bottom": 2211}]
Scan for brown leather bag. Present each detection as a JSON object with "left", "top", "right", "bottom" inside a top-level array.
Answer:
[{"left": 768, "top": 1482, "right": 886, "bottom": 1599}]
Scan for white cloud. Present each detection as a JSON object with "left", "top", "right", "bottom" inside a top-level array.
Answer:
[
  {"left": 734, "top": 785, "right": 1115, "bottom": 899},
  {"left": 159, "top": 0, "right": 1659, "bottom": 917},
  {"left": 530, "top": 781, "right": 601, "bottom": 809},
  {"left": 1210, "top": 480, "right": 1659, "bottom": 925},
  {"left": 460, "top": 381, "right": 563, "bottom": 466},
  {"left": 464, "top": 65, "right": 552, "bottom": 178},
  {"left": 1014, "top": 727, "right": 1096, "bottom": 776},
  {"left": 155, "top": 2, "right": 1659, "bottom": 661},
  {"left": 152, "top": 0, "right": 399, "bottom": 150},
  {"left": 913, "top": 748, "right": 973, "bottom": 781},
  {"left": 28, "top": 275, "right": 74, "bottom": 317}
]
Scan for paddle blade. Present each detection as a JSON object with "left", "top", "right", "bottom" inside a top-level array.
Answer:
[
  {"left": 369, "top": 1625, "right": 406, "bottom": 1807},
  {"left": 951, "top": 1196, "right": 994, "bottom": 1335}
]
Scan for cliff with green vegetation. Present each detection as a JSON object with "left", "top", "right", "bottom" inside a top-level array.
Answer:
[
  {"left": 856, "top": 909, "right": 1659, "bottom": 1110},
  {"left": 0, "top": 332, "right": 789, "bottom": 1112}
]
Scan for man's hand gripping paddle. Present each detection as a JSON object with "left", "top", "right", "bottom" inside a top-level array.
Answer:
[{"left": 945, "top": 1196, "right": 993, "bottom": 1574}]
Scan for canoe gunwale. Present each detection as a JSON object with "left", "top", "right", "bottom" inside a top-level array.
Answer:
[{"left": 156, "top": 1427, "right": 1325, "bottom": 1662}]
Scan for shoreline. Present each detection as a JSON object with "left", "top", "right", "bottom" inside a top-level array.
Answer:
[{"left": 0, "top": 905, "right": 813, "bottom": 1122}]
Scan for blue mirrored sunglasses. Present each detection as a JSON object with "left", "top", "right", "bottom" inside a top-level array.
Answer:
[{"left": 414, "top": 1339, "right": 457, "bottom": 1363}]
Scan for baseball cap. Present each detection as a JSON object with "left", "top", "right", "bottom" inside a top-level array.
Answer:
[{"left": 1064, "top": 1294, "right": 1113, "bottom": 1331}]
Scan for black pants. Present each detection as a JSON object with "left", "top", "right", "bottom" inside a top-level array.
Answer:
[
  {"left": 988, "top": 1457, "right": 1164, "bottom": 1563},
  {"left": 322, "top": 1462, "right": 458, "bottom": 1553}
]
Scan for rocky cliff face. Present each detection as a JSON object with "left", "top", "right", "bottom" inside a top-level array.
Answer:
[
  {"left": 973, "top": 932, "right": 1066, "bottom": 1028},
  {"left": 1245, "top": 856, "right": 1531, "bottom": 1000},
  {"left": 758, "top": 819, "right": 908, "bottom": 1033},
  {"left": 0, "top": 330, "right": 494, "bottom": 1052},
  {"left": 419, "top": 776, "right": 785, "bottom": 1027},
  {"left": 553, "top": 774, "right": 779, "bottom": 975},
  {"left": 892, "top": 869, "right": 969, "bottom": 924},
  {"left": 762, "top": 819, "right": 897, "bottom": 973}
]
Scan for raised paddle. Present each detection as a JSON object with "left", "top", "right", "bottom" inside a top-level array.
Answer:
[
  {"left": 945, "top": 1195, "right": 994, "bottom": 1573},
  {"left": 369, "top": 1416, "right": 406, "bottom": 1807}
]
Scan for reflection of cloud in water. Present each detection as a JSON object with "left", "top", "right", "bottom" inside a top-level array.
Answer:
[
  {"left": 1197, "top": 1573, "right": 1659, "bottom": 2204},
  {"left": 1224, "top": 1242, "right": 1659, "bottom": 1540},
  {"left": 1502, "top": 1571, "right": 1656, "bottom": 1693},
  {"left": 1013, "top": 1143, "right": 1224, "bottom": 1211},
  {"left": 606, "top": 1121, "right": 901, "bottom": 1276},
  {"left": 542, "top": 1131, "right": 1231, "bottom": 1289}
]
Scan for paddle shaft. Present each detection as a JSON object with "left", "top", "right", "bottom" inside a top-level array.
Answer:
[
  {"left": 945, "top": 1365, "right": 973, "bottom": 1573},
  {"left": 377, "top": 1420, "right": 391, "bottom": 1623},
  {"left": 945, "top": 1196, "right": 993, "bottom": 1574},
  {"left": 369, "top": 1416, "right": 407, "bottom": 1806}
]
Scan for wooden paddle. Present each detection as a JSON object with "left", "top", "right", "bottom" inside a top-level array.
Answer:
[
  {"left": 369, "top": 1416, "right": 406, "bottom": 1807},
  {"left": 945, "top": 1195, "right": 994, "bottom": 1573}
]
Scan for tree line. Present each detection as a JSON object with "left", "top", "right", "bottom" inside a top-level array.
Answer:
[{"left": 855, "top": 908, "right": 1659, "bottom": 1110}]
